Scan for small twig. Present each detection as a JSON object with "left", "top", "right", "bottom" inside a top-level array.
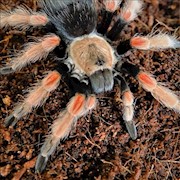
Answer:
[
  {"left": 160, "top": 127, "right": 179, "bottom": 133},
  {"left": 101, "top": 159, "right": 115, "bottom": 166},
  {"left": 160, "top": 160, "right": 180, "bottom": 164},
  {"left": 155, "top": 19, "right": 175, "bottom": 31},
  {"left": 146, "top": 164, "right": 154, "bottom": 179},
  {"left": 136, "top": 18, "right": 150, "bottom": 31},
  {"left": 65, "top": 152, "right": 78, "bottom": 163},
  {"left": 83, "top": 134, "right": 101, "bottom": 149},
  {"left": 96, "top": 115, "right": 112, "bottom": 126},
  {"left": 165, "top": 162, "right": 173, "bottom": 180}
]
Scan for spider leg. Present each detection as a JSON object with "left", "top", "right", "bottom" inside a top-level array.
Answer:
[
  {"left": 120, "top": 62, "right": 180, "bottom": 112},
  {"left": 115, "top": 74, "right": 137, "bottom": 140},
  {"left": 130, "top": 34, "right": 180, "bottom": 50},
  {"left": 4, "top": 71, "right": 61, "bottom": 127},
  {"left": 0, "top": 6, "right": 49, "bottom": 29},
  {"left": 0, "top": 34, "right": 60, "bottom": 74},
  {"left": 116, "top": 39, "right": 132, "bottom": 55},
  {"left": 35, "top": 93, "right": 96, "bottom": 173},
  {"left": 117, "top": 34, "right": 180, "bottom": 55},
  {"left": 97, "top": 0, "right": 121, "bottom": 35},
  {"left": 107, "top": 0, "right": 142, "bottom": 41}
]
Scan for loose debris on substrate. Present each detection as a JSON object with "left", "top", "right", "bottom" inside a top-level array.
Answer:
[{"left": 0, "top": 0, "right": 179, "bottom": 179}]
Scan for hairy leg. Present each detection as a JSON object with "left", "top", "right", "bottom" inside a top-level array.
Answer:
[
  {"left": 35, "top": 93, "right": 96, "bottom": 173},
  {"left": 130, "top": 34, "right": 180, "bottom": 50},
  {"left": 107, "top": 0, "right": 142, "bottom": 41},
  {"left": 97, "top": 0, "right": 121, "bottom": 35},
  {"left": 0, "top": 6, "right": 48, "bottom": 29},
  {"left": 4, "top": 71, "right": 61, "bottom": 127},
  {"left": 117, "top": 33, "right": 180, "bottom": 55},
  {"left": 115, "top": 74, "right": 137, "bottom": 140},
  {"left": 0, "top": 34, "right": 60, "bottom": 74},
  {"left": 120, "top": 62, "right": 180, "bottom": 112}
]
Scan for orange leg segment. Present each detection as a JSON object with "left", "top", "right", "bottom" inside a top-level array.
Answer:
[
  {"left": 4, "top": 71, "right": 61, "bottom": 127},
  {"left": 35, "top": 93, "right": 97, "bottom": 173}
]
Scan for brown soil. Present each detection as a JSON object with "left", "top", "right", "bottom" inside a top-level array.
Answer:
[{"left": 0, "top": 0, "right": 179, "bottom": 179}]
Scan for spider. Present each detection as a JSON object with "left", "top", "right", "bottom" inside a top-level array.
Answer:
[{"left": 0, "top": 0, "right": 179, "bottom": 174}]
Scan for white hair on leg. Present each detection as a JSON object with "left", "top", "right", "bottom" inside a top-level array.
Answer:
[
  {"left": 35, "top": 93, "right": 97, "bottom": 173},
  {"left": 0, "top": 6, "right": 49, "bottom": 29},
  {"left": 122, "top": 90, "right": 134, "bottom": 122},
  {"left": 0, "top": 34, "right": 60, "bottom": 74},
  {"left": 120, "top": 0, "right": 143, "bottom": 22},
  {"left": 152, "top": 85, "right": 180, "bottom": 112},
  {"left": 130, "top": 34, "right": 180, "bottom": 50},
  {"left": 4, "top": 71, "right": 61, "bottom": 127},
  {"left": 122, "top": 89, "right": 137, "bottom": 140},
  {"left": 103, "top": 0, "right": 122, "bottom": 12},
  {"left": 137, "top": 72, "right": 180, "bottom": 112}
]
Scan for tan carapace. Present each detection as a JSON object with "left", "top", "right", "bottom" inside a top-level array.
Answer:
[{"left": 69, "top": 34, "right": 115, "bottom": 76}]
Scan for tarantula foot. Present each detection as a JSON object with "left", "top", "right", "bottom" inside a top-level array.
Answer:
[
  {"left": 35, "top": 155, "right": 48, "bottom": 173},
  {"left": 4, "top": 104, "right": 31, "bottom": 127},
  {"left": 4, "top": 114, "right": 18, "bottom": 127},
  {"left": 125, "top": 121, "right": 137, "bottom": 140},
  {"left": 35, "top": 136, "right": 59, "bottom": 173},
  {"left": 0, "top": 66, "right": 14, "bottom": 75}
]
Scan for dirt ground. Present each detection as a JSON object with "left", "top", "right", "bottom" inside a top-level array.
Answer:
[{"left": 0, "top": 0, "right": 179, "bottom": 179}]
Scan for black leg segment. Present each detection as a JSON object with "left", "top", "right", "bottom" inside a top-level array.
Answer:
[
  {"left": 106, "top": 18, "right": 127, "bottom": 41},
  {"left": 120, "top": 62, "right": 140, "bottom": 78},
  {"left": 97, "top": 9, "right": 114, "bottom": 35},
  {"left": 117, "top": 39, "right": 132, "bottom": 55}
]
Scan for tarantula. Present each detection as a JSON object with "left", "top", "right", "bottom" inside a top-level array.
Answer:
[{"left": 0, "top": 0, "right": 179, "bottom": 173}]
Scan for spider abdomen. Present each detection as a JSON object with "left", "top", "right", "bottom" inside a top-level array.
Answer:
[{"left": 41, "top": 0, "right": 97, "bottom": 40}]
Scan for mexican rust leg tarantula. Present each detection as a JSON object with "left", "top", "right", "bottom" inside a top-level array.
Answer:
[{"left": 0, "top": 0, "right": 179, "bottom": 173}]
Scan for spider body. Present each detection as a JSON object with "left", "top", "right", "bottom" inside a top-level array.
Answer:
[
  {"left": 69, "top": 34, "right": 116, "bottom": 94},
  {"left": 0, "top": 0, "right": 179, "bottom": 175},
  {"left": 43, "top": 0, "right": 97, "bottom": 40}
]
